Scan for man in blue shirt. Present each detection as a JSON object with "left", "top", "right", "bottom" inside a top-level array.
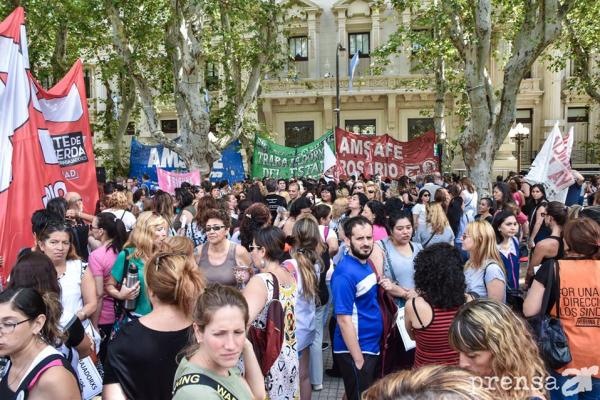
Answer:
[{"left": 331, "top": 216, "right": 382, "bottom": 400}]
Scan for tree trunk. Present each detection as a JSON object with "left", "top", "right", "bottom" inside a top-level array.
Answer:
[{"left": 51, "top": 21, "right": 69, "bottom": 83}]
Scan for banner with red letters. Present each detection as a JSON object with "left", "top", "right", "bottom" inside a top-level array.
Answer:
[
  {"left": 0, "top": 7, "right": 98, "bottom": 280},
  {"left": 335, "top": 128, "right": 438, "bottom": 179}
]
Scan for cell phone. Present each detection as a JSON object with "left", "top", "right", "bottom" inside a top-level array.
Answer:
[{"left": 277, "top": 206, "right": 286, "bottom": 214}]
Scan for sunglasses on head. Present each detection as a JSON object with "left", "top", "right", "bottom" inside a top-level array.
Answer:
[
  {"left": 368, "top": 190, "right": 375, "bottom": 194},
  {"left": 205, "top": 225, "right": 225, "bottom": 232}
]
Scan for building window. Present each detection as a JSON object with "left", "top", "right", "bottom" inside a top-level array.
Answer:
[
  {"left": 161, "top": 119, "right": 178, "bottom": 134},
  {"left": 345, "top": 119, "right": 376, "bottom": 135},
  {"left": 289, "top": 36, "right": 308, "bottom": 61},
  {"left": 285, "top": 121, "right": 314, "bottom": 148},
  {"left": 408, "top": 118, "right": 434, "bottom": 140},
  {"left": 349, "top": 32, "right": 370, "bottom": 58},
  {"left": 516, "top": 109, "right": 533, "bottom": 163},
  {"left": 567, "top": 107, "right": 589, "bottom": 163},
  {"left": 84, "top": 67, "right": 93, "bottom": 99},
  {"left": 206, "top": 62, "right": 219, "bottom": 91}
]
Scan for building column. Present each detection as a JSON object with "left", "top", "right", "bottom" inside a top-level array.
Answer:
[
  {"left": 371, "top": 7, "right": 381, "bottom": 49},
  {"left": 337, "top": 10, "right": 348, "bottom": 78},
  {"left": 387, "top": 94, "right": 397, "bottom": 136},
  {"left": 542, "top": 48, "right": 564, "bottom": 138},
  {"left": 308, "top": 12, "right": 318, "bottom": 79},
  {"left": 323, "top": 96, "right": 333, "bottom": 131},
  {"left": 262, "top": 98, "right": 273, "bottom": 132}
]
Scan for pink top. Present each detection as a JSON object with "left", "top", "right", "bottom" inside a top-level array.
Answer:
[
  {"left": 88, "top": 244, "right": 118, "bottom": 325},
  {"left": 373, "top": 224, "right": 389, "bottom": 242}
]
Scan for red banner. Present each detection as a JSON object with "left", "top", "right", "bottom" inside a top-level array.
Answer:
[
  {"left": 0, "top": 8, "right": 98, "bottom": 280},
  {"left": 335, "top": 128, "right": 438, "bottom": 179}
]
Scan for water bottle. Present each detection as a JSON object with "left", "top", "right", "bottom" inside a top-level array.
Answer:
[{"left": 123, "top": 264, "right": 139, "bottom": 311}]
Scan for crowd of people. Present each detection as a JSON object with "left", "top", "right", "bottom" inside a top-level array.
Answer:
[{"left": 0, "top": 169, "right": 599, "bottom": 400}]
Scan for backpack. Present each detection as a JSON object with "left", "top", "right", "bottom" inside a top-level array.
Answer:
[{"left": 247, "top": 273, "right": 285, "bottom": 376}]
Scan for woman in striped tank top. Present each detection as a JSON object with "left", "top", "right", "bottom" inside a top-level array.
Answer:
[{"left": 404, "top": 243, "right": 470, "bottom": 368}]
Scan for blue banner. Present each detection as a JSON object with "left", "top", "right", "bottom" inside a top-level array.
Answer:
[
  {"left": 210, "top": 140, "right": 246, "bottom": 184},
  {"left": 129, "top": 138, "right": 187, "bottom": 184}
]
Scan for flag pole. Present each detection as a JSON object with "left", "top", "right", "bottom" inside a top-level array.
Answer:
[{"left": 335, "top": 43, "right": 345, "bottom": 129}]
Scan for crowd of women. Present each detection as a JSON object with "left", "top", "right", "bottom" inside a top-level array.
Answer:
[{"left": 0, "top": 172, "right": 599, "bottom": 400}]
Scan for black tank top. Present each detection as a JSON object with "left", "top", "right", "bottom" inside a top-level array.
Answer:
[
  {"left": 0, "top": 353, "right": 75, "bottom": 400},
  {"left": 541, "top": 235, "right": 565, "bottom": 264}
]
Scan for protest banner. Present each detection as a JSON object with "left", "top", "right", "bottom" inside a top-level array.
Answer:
[
  {"left": 251, "top": 131, "right": 335, "bottom": 179},
  {"left": 526, "top": 123, "right": 574, "bottom": 202},
  {"left": 129, "top": 137, "right": 187, "bottom": 184},
  {"left": 209, "top": 140, "right": 246, "bottom": 184},
  {"left": 157, "top": 168, "right": 201, "bottom": 194},
  {"left": 0, "top": 8, "right": 98, "bottom": 278},
  {"left": 335, "top": 129, "right": 438, "bottom": 179}
]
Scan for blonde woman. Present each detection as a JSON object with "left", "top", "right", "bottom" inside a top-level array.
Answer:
[
  {"left": 103, "top": 248, "right": 205, "bottom": 400},
  {"left": 106, "top": 211, "right": 169, "bottom": 316},
  {"left": 365, "top": 181, "right": 382, "bottom": 202},
  {"left": 362, "top": 365, "right": 494, "bottom": 400},
  {"left": 105, "top": 191, "right": 137, "bottom": 232},
  {"left": 330, "top": 197, "right": 349, "bottom": 238},
  {"left": 462, "top": 221, "right": 506, "bottom": 303},
  {"left": 449, "top": 299, "right": 547, "bottom": 399},
  {"left": 414, "top": 203, "right": 455, "bottom": 247}
]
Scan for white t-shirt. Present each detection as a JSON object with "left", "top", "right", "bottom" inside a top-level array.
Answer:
[
  {"left": 412, "top": 203, "right": 427, "bottom": 227},
  {"left": 105, "top": 208, "right": 137, "bottom": 232},
  {"left": 319, "top": 225, "right": 338, "bottom": 243}
]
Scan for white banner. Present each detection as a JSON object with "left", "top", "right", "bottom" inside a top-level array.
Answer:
[{"left": 525, "top": 123, "right": 574, "bottom": 202}]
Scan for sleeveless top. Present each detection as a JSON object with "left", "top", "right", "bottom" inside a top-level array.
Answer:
[
  {"left": 252, "top": 273, "right": 299, "bottom": 399},
  {"left": 540, "top": 235, "right": 565, "bottom": 264},
  {"left": 0, "top": 346, "right": 75, "bottom": 400},
  {"left": 552, "top": 259, "right": 600, "bottom": 378},
  {"left": 58, "top": 259, "right": 86, "bottom": 328},
  {"left": 411, "top": 298, "right": 460, "bottom": 368},
  {"left": 197, "top": 241, "right": 238, "bottom": 286}
]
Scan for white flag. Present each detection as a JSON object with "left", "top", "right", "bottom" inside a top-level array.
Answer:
[
  {"left": 525, "top": 122, "right": 574, "bottom": 202},
  {"left": 348, "top": 51, "right": 360, "bottom": 91}
]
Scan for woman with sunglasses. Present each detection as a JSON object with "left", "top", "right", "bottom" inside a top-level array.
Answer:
[
  {"left": 412, "top": 189, "right": 431, "bottom": 230},
  {"left": 0, "top": 288, "right": 80, "bottom": 400},
  {"left": 106, "top": 211, "right": 169, "bottom": 317},
  {"left": 102, "top": 249, "right": 205, "bottom": 400},
  {"left": 243, "top": 226, "right": 299, "bottom": 399},
  {"left": 196, "top": 208, "right": 252, "bottom": 287}
]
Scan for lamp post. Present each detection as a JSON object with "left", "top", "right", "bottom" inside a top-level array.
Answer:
[
  {"left": 335, "top": 43, "right": 345, "bottom": 129},
  {"left": 508, "top": 122, "right": 530, "bottom": 173}
]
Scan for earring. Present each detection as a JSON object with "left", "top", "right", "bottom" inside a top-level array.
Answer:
[{"left": 260, "top": 259, "right": 266, "bottom": 269}]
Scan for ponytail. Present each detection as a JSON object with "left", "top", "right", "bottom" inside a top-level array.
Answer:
[
  {"left": 96, "top": 212, "right": 128, "bottom": 253},
  {"left": 0, "top": 288, "right": 66, "bottom": 346},
  {"left": 291, "top": 216, "right": 323, "bottom": 302}
]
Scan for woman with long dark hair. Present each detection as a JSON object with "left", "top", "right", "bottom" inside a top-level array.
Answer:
[
  {"left": 88, "top": 212, "right": 128, "bottom": 361},
  {"left": 525, "top": 201, "right": 567, "bottom": 286},
  {"left": 527, "top": 183, "right": 549, "bottom": 248},
  {"left": 362, "top": 200, "right": 388, "bottom": 241}
]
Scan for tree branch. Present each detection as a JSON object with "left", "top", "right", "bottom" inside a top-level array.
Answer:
[{"left": 567, "top": 22, "right": 600, "bottom": 103}]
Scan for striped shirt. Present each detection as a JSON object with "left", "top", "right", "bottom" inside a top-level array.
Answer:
[{"left": 412, "top": 298, "right": 460, "bottom": 368}]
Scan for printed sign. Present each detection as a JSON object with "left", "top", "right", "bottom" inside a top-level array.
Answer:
[
  {"left": 335, "top": 128, "right": 438, "bottom": 179},
  {"left": 0, "top": 7, "right": 98, "bottom": 278},
  {"left": 251, "top": 131, "right": 335, "bottom": 179},
  {"left": 157, "top": 168, "right": 201, "bottom": 194},
  {"left": 52, "top": 132, "right": 89, "bottom": 166},
  {"left": 209, "top": 140, "right": 246, "bottom": 184},
  {"left": 129, "top": 137, "right": 187, "bottom": 184}
]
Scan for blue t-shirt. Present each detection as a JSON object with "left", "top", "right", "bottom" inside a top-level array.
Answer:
[{"left": 331, "top": 254, "right": 383, "bottom": 355}]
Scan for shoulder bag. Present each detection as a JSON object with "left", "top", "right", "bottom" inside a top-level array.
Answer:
[{"left": 527, "top": 260, "right": 572, "bottom": 369}]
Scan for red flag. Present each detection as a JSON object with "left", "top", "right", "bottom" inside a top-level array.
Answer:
[{"left": 0, "top": 8, "right": 98, "bottom": 281}]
